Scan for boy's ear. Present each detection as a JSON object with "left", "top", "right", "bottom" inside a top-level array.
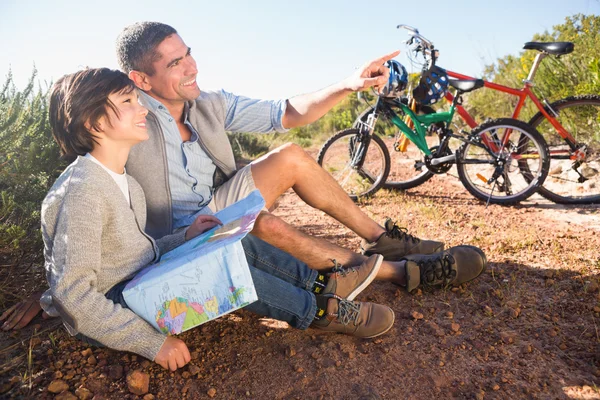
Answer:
[{"left": 129, "top": 70, "right": 152, "bottom": 91}]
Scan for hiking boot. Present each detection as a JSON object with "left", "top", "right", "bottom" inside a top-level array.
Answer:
[
  {"left": 311, "top": 297, "right": 395, "bottom": 339},
  {"left": 403, "top": 245, "right": 487, "bottom": 292},
  {"left": 322, "top": 254, "right": 383, "bottom": 301},
  {"left": 361, "top": 218, "right": 444, "bottom": 261}
]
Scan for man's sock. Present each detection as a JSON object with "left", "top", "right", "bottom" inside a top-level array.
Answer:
[
  {"left": 311, "top": 273, "right": 329, "bottom": 294},
  {"left": 313, "top": 294, "right": 330, "bottom": 320}
]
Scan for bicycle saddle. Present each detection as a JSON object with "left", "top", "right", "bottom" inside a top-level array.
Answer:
[
  {"left": 523, "top": 42, "right": 574, "bottom": 55},
  {"left": 448, "top": 78, "right": 484, "bottom": 93}
]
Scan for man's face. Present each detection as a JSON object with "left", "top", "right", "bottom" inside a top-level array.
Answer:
[{"left": 144, "top": 34, "right": 200, "bottom": 106}]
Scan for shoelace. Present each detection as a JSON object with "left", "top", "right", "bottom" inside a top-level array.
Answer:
[
  {"left": 336, "top": 300, "right": 362, "bottom": 326},
  {"left": 418, "top": 254, "right": 457, "bottom": 286},
  {"left": 330, "top": 259, "right": 357, "bottom": 277},
  {"left": 386, "top": 223, "right": 420, "bottom": 244}
]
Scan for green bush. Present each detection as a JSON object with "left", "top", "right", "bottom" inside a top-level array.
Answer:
[{"left": 0, "top": 70, "right": 65, "bottom": 252}]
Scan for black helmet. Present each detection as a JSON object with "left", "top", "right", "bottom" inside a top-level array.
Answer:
[
  {"left": 381, "top": 60, "right": 408, "bottom": 98},
  {"left": 412, "top": 65, "right": 449, "bottom": 105}
]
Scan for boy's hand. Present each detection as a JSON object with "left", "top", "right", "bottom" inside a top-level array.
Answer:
[
  {"left": 185, "top": 215, "right": 222, "bottom": 241},
  {"left": 343, "top": 50, "right": 401, "bottom": 93},
  {"left": 155, "top": 336, "right": 191, "bottom": 371}
]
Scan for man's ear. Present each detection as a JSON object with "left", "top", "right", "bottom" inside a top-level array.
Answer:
[{"left": 129, "top": 70, "right": 152, "bottom": 91}]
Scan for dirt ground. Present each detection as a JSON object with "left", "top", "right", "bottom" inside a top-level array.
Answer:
[{"left": 1, "top": 168, "right": 599, "bottom": 400}]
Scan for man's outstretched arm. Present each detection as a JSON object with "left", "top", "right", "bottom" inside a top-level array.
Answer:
[{"left": 281, "top": 50, "right": 400, "bottom": 129}]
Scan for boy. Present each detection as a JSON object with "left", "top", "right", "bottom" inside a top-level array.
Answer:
[{"left": 41, "top": 67, "right": 395, "bottom": 371}]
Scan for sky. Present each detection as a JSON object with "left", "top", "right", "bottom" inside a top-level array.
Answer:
[{"left": 0, "top": 0, "right": 598, "bottom": 99}]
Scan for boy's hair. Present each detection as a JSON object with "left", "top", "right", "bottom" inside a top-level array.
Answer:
[
  {"left": 49, "top": 68, "right": 136, "bottom": 159},
  {"left": 116, "top": 22, "right": 178, "bottom": 75}
]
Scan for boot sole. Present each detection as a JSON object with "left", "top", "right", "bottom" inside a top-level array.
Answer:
[
  {"left": 361, "top": 309, "right": 395, "bottom": 339},
  {"left": 347, "top": 254, "right": 383, "bottom": 301}
]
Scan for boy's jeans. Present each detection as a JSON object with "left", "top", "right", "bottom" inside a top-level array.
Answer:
[{"left": 77, "top": 234, "right": 319, "bottom": 346}]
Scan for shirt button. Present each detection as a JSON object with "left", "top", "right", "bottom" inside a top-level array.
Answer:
[{"left": 169, "top": 118, "right": 173, "bottom": 122}]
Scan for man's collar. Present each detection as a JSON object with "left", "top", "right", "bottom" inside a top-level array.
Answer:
[{"left": 137, "top": 90, "right": 165, "bottom": 114}]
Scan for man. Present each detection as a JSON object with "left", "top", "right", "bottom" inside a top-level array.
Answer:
[
  {"left": 1, "top": 21, "right": 486, "bottom": 332},
  {"left": 118, "top": 22, "right": 486, "bottom": 287}
]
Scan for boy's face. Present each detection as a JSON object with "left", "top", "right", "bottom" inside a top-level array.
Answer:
[
  {"left": 98, "top": 90, "right": 149, "bottom": 145},
  {"left": 143, "top": 34, "right": 200, "bottom": 106}
]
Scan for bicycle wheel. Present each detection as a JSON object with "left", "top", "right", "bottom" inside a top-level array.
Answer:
[
  {"left": 457, "top": 118, "right": 550, "bottom": 205},
  {"left": 526, "top": 95, "right": 600, "bottom": 204},
  {"left": 317, "top": 128, "right": 390, "bottom": 201},
  {"left": 354, "top": 105, "right": 439, "bottom": 189}
]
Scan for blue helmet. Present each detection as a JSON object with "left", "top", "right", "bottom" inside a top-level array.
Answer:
[
  {"left": 413, "top": 65, "right": 449, "bottom": 105},
  {"left": 381, "top": 60, "right": 408, "bottom": 98}
]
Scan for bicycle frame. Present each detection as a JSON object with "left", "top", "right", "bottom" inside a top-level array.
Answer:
[
  {"left": 444, "top": 67, "right": 581, "bottom": 160},
  {"left": 364, "top": 97, "right": 456, "bottom": 156}
]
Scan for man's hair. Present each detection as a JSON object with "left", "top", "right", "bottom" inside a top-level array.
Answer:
[
  {"left": 116, "top": 22, "right": 178, "bottom": 75},
  {"left": 49, "top": 68, "right": 136, "bottom": 159}
]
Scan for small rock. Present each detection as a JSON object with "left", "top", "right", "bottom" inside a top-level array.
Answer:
[
  {"left": 475, "top": 389, "right": 485, "bottom": 400},
  {"left": 559, "top": 343, "right": 567, "bottom": 351},
  {"left": 451, "top": 323, "right": 460, "bottom": 333},
  {"left": 510, "top": 308, "right": 521, "bottom": 318},
  {"left": 411, "top": 311, "right": 424, "bottom": 320},
  {"left": 143, "top": 394, "right": 155, "bottom": 400},
  {"left": 74, "top": 387, "right": 92, "bottom": 400},
  {"left": 445, "top": 311, "right": 454, "bottom": 319},
  {"left": 56, "top": 391, "right": 78, "bottom": 400},
  {"left": 586, "top": 281, "right": 599, "bottom": 293},
  {"left": 492, "top": 384, "right": 500, "bottom": 391},
  {"left": 483, "top": 305, "right": 493, "bottom": 315},
  {"left": 285, "top": 347, "right": 296, "bottom": 357},
  {"left": 87, "top": 356, "right": 97, "bottom": 366},
  {"left": 311, "top": 352, "right": 319, "bottom": 360},
  {"left": 500, "top": 331, "right": 516, "bottom": 344},
  {"left": 55, "top": 371, "right": 64, "bottom": 379},
  {"left": 335, "top": 361, "right": 342, "bottom": 367},
  {"left": 126, "top": 370, "right": 149, "bottom": 396},
  {"left": 108, "top": 365, "right": 124, "bottom": 380},
  {"left": 296, "top": 367, "right": 304, "bottom": 373},
  {"left": 55, "top": 360, "right": 65, "bottom": 369},
  {"left": 522, "top": 344, "right": 533, "bottom": 354},
  {"left": 48, "top": 380, "right": 69, "bottom": 394},
  {"left": 545, "top": 279, "right": 556, "bottom": 287},
  {"left": 188, "top": 364, "right": 201, "bottom": 376},
  {"left": 141, "top": 360, "right": 151, "bottom": 368},
  {"left": 181, "top": 371, "right": 190, "bottom": 379},
  {"left": 207, "top": 388, "right": 217, "bottom": 397},
  {"left": 81, "top": 349, "right": 93, "bottom": 357}
]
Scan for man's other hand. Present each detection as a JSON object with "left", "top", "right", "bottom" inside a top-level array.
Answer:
[
  {"left": 185, "top": 215, "right": 223, "bottom": 241},
  {"left": 1, "top": 291, "right": 50, "bottom": 330}
]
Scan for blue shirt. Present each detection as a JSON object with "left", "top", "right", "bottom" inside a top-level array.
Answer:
[{"left": 138, "top": 90, "right": 288, "bottom": 230}]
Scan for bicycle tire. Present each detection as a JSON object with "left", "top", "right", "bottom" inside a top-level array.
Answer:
[
  {"left": 526, "top": 95, "right": 600, "bottom": 204},
  {"left": 317, "top": 128, "right": 390, "bottom": 201},
  {"left": 457, "top": 118, "right": 550, "bottom": 205},
  {"left": 354, "top": 104, "right": 439, "bottom": 189}
]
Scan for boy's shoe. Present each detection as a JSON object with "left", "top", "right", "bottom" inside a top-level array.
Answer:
[
  {"left": 360, "top": 218, "right": 444, "bottom": 261},
  {"left": 311, "top": 297, "right": 395, "bottom": 339},
  {"left": 322, "top": 254, "right": 383, "bottom": 301},
  {"left": 403, "top": 245, "right": 487, "bottom": 292}
]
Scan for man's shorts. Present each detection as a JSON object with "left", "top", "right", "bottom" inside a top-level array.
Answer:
[{"left": 207, "top": 164, "right": 269, "bottom": 213}]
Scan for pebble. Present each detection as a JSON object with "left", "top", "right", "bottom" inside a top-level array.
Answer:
[
  {"left": 450, "top": 323, "right": 460, "bottom": 333},
  {"left": 126, "top": 370, "right": 149, "bottom": 395},
  {"left": 445, "top": 311, "right": 454, "bottom": 319},
  {"left": 587, "top": 281, "right": 599, "bottom": 293},
  {"left": 182, "top": 371, "right": 191, "bottom": 379},
  {"left": 188, "top": 364, "right": 201, "bottom": 376},
  {"left": 108, "top": 365, "right": 124, "bottom": 380},
  {"left": 286, "top": 347, "right": 297, "bottom": 358},
  {"left": 81, "top": 349, "right": 93, "bottom": 357},
  {"left": 411, "top": 311, "right": 424, "bottom": 320},
  {"left": 56, "top": 391, "right": 78, "bottom": 400},
  {"left": 74, "top": 387, "right": 92, "bottom": 400},
  {"left": 143, "top": 394, "right": 155, "bottom": 400},
  {"left": 492, "top": 384, "right": 500, "bottom": 391},
  {"left": 87, "top": 356, "right": 97, "bottom": 366},
  {"left": 48, "top": 380, "right": 69, "bottom": 393},
  {"left": 207, "top": 388, "right": 217, "bottom": 397}
]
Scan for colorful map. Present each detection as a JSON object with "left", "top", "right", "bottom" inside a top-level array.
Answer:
[{"left": 123, "top": 190, "right": 264, "bottom": 334}]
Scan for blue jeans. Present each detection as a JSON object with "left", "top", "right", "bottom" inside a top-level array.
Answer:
[{"left": 77, "top": 234, "right": 318, "bottom": 346}]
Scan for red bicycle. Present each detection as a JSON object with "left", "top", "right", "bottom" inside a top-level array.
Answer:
[{"left": 381, "top": 26, "right": 600, "bottom": 204}]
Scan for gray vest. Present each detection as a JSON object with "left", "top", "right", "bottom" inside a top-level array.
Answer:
[{"left": 127, "top": 91, "right": 236, "bottom": 240}]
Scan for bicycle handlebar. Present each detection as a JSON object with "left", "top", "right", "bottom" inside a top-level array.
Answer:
[{"left": 397, "top": 24, "right": 434, "bottom": 50}]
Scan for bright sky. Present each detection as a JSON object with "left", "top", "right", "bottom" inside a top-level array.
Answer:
[{"left": 1, "top": 0, "right": 598, "bottom": 99}]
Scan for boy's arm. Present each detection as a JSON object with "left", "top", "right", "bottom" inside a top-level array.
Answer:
[{"left": 46, "top": 190, "right": 166, "bottom": 361}]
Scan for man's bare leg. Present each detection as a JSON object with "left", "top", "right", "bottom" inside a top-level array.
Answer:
[
  {"left": 251, "top": 143, "right": 385, "bottom": 243},
  {"left": 252, "top": 210, "right": 406, "bottom": 285}
]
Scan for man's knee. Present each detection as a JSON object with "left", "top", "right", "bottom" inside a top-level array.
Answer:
[
  {"left": 253, "top": 212, "right": 288, "bottom": 237},
  {"left": 271, "top": 142, "right": 312, "bottom": 168}
]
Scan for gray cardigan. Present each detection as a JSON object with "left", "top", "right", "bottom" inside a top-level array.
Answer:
[{"left": 40, "top": 157, "right": 186, "bottom": 361}]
